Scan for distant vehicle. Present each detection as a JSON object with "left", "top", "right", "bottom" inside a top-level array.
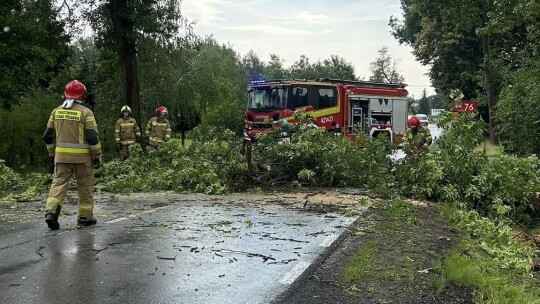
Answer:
[
  {"left": 408, "top": 114, "right": 429, "bottom": 127},
  {"left": 416, "top": 114, "right": 429, "bottom": 126}
]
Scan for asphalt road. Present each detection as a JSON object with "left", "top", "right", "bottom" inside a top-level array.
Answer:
[{"left": 0, "top": 193, "right": 360, "bottom": 304}]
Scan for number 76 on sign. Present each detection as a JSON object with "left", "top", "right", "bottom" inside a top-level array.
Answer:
[{"left": 454, "top": 100, "right": 477, "bottom": 113}]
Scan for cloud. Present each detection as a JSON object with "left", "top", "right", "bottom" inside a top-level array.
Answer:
[
  {"left": 295, "top": 11, "right": 330, "bottom": 23},
  {"left": 273, "top": 11, "right": 330, "bottom": 24},
  {"left": 226, "top": 24, "right": 313, "bottom": 35},
  {"left": 340, "top": 14, "right": 390, "bottom": 22},
  {"left": 180, "top": 0, "right": 434, "bottom": 95},
  {"left": 181, "top": 0, "right": 230, "bottom": 26}
]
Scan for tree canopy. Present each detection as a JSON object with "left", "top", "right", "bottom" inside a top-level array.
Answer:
[
  {"left": 390, "top": 0, "right": 540, "bottom": 144},
  {"left": 369, "top": 47, "right": 405, "bottom": 84},
  {"left": 0, "top": 0, "right": 70, "bottom": 109}
]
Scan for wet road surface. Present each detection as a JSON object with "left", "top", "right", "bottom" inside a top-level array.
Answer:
[{"left": 0, "top": 193, "right": 360, "bottom": 304}]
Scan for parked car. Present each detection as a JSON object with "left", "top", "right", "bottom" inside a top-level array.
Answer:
[{"left": 416, "top": 114, "right": 429, "bottom": 126}]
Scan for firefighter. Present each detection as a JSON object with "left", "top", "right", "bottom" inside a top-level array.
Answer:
[
  {"left": 43, "top": 80, "right": 102, "bottom": 230},
  {"left": 115, "top": 105, "right": 141, "bottom": 161},
  {"left": 402, "top": 116, "right": 432, "bottom": 157},
  {"left": 145, "top": 106, "right": 171, "bottom": 149}
]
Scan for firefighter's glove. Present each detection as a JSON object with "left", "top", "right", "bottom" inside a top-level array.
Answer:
[
  {"left": 92, "top": 158, "right": 101, "bottom": 169},
  {"left": 47, "top": 157, "right": 55, "bottom": 174}
]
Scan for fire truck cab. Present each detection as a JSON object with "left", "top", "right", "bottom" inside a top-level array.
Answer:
[{"left": 244, "top": 78, "right": 409, "bottom": 145}]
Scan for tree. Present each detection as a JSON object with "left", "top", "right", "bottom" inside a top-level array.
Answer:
[
  {"left": 496, "top": 64, "right": 540, "bottom": 155},
  {"left": 289, "top": 55, "right": 317, "bottom": 79},
  {"left": 64, "top": 0, "right": 186, "bottom": 126},
  {"left": 198, "top": 76, "right": 245, "bottom": 134},
  {"left": 428, "top": 93, "right": 447, "bottom": 110},
  {"left": 318, "top": 55, "right": 357, "bottom": 80},
  {"left": 0, "top": 0, "right": 70, "bottom": 109},
  {"left": 389, "top": 0, "right": 534, "bottom": 144},
  {"left": 368, "top": 47, "right": 405, "bottom": 83},
  {"left": 289, "top": 55, "right": 357, "bottom": 80},
  {"left": 417, "top": 89, "right": 430, "bottom": 115},
  {"left": 266, "top": 54, "right": 288, "bottom": 79},
  {"left": 242, "top": 50, "right": 266, "bottom": 80},
  {"left": 188, "top": 39, "right": 247, "bottom": 113}
]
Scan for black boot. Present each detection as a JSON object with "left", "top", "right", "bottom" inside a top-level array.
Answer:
[
  {"left": 45, "top": 205, "right": 61, "bottom": 230},
  {"left": 77, "top": 216, "right": 97, "bottom": 227}
]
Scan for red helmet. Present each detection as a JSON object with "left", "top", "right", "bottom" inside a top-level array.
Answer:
[
  {"left": 156, "top": 106, "right": 168, "bottom": 116},
  {"left": 408, "top": 116, "right": 421, "bottom": 128},
  {"left": 64, "top": 80, "right": 86, "bottom": 100}
]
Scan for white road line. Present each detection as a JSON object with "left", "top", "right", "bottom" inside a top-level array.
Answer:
[
  {"left": 279, "top": 261, "right": 311, "bottom": 285},
  {"left": 319, "top": 234, "right": 338, "bottom": 247},
  {"left": 104, "top": 217, "right": 128, "bottom": 224}
]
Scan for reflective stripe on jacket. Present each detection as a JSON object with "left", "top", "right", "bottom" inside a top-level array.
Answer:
[
  {"left": 402, "top": 127, "right": 432, "bottom": 156},
  {"left": 44, "top": 103, "right": 101, "bottom": 163},
  {"left": 115, "top": 117, "right": 141, "bottom": 145},
  {"left": 145, "top": 117, "right": 171, "bottom": 146}
]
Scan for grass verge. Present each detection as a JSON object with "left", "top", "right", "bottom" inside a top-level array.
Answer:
[
  {"left": 474, "top": 139, "right": 503, "bottom": 157},
  {"left": 436, "top": 203, "right": 540, "bottom": 304},
  {"left": 340, "top": 199, "right": 540, "bottom": 303}
]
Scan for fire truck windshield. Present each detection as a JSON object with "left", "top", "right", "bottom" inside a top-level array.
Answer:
[{"left": 248, "top": 86, "right": 288, "bottom": 111}]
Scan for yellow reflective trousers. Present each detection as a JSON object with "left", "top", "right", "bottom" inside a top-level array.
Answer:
[{"left": 46, "top": 162, "right": 95, "bottom": 219}]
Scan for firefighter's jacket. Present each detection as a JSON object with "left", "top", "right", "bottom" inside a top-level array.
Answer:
[
  {"left": 115, "top": 117, "right": 141, "bottom": 145},
  {"left": 145, "top": 117, "right": 171, "bottom": 146},
  {"left": 402, "top": 127, "right": 432, "bottom": 156},
  {"left": 43, "top": 102, "right": 101, "bottom": 163}
]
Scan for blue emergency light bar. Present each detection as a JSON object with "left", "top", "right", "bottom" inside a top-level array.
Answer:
[{"left": 248, "top": 78, "right": 285, "bottom": 85}]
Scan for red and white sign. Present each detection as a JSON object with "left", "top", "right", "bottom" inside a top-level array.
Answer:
[{"left": 453, "top": 100, "right": 477, "bottom": 112}]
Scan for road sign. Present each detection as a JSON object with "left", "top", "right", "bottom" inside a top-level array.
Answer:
[
  {"left": 453, "top": 100, "right": 477, "bottom": 112},
  {"left": 431, "top": 109, "right": 444, "bottom": 116},
  {"left": 449, "top": 89, "right": 464, "bottom": 101}
]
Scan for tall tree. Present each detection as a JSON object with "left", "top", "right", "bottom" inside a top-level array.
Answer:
[
  {"left": 0, "top": 0, "right": 70, "bottom": 109},
  {"left": 417, "top": 89, "right": 430, "bottom": 115},
  {"left": 265, "top": 54, "right": 288, "bottom": 79},
  {"left": 289, "top": 55, "right": 357, "bottom": 80},
  {"left": 66, "top": 0, "right": 185, "bottom": 125},
  {"left": 289, "top": 55, "right": 317, "bottom": 79},
  {"left": 318, "top": 55, "right": 357, "bottom": 80},
  {"left": 389, "top": 0, "right": 532, "bottom": 144},
  {"left": 369, "top": 46, "right": 405, "bottom": 84},
  {"left": 187, "top": 39, "right": 247, "bottom": 113},
  {"left": 428, "top": 93, "right": 447, "bottom": 110},
  {"left": 242, "top": 50, "right": 266, "bottom": 80}
]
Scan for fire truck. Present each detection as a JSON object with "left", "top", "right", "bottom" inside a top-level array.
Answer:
[{"left": 244, "top": 78, "right": 409, "bottom": 145}]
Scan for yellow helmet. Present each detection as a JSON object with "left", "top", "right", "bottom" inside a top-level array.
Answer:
[{"left": 120, "top": 105, "right": 131, "bottom": 114}]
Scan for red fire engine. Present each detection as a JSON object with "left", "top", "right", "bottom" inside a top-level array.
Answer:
[{"left": 244, "top": 78, "right": 409, "bottom": 145}]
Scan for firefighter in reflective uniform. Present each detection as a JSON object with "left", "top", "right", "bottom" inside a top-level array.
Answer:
[
  {"left": 115, "top": 105, "right": 141, "bottom": 161},
  {"left": 145, "top": 106, "right": 171, "bottom": 149},
  {"left": 43, "top": 80, "right": 101, "bottom": 230},
  {"left": 402, "top": 116, "right": 432, "bottom": 157}
]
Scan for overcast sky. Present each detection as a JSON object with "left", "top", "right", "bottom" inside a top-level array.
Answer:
[{"left": 181, "top": 0, "right": 434, "bottom": 98}]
